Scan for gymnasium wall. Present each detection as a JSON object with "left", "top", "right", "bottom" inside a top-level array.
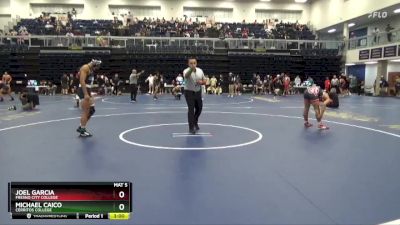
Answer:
[
  {"left": 364, "top": 63, "right": 377, "bottom": 88},
  {"left": 0, "top": 0, "right": 10, "bottom": 30},
  {"left": 310, "top": 0, "right": 400, "bottom": 30},
  {"left": 7, "top": 0, "right": 311, "bottom": 23},
  {"left": 363, "top": 15, "right": 400, "bottom": 35},
  {"left": 388, "top": 61, "right": 400, "bottom": 74}
]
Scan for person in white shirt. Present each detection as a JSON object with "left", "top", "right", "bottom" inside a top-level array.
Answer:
[
  {"left": 373, "top": 27, "right": 380, "bottom": 44},
  {"left": 145, "top": 74, "right": 154, "bottom": 94},
  {"left": 183, "top": 57, "right": 206, "bottom": 134},
  {"left": 331, "top": 75, "right": 339, "bottom": 94},
  {"left": 295, "top": 76, "right": 301, "bottom": 87}
]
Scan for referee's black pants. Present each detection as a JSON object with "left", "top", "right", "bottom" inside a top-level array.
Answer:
[
  {"left": 130, "top": 84, "right": 137, "bottom": 101},
  {"left": 184, "top": 90, "right": 203, "bottom": 130}
]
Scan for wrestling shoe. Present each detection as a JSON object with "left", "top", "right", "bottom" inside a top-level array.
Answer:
[
  {"left": 318, "top": 124, "right": 329, "bottom": 130},
  {"left": 304, "top": 122, "right": 313, "bottom": 128}
]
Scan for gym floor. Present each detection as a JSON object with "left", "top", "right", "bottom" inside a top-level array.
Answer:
[{"left": 0, "top": 93, "right": 399, "bottom": 225}]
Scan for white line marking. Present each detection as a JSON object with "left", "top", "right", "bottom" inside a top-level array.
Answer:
[
  {"left": 68, "top": 107, "right": 118, "bottom": 110},
  {"left": 379, "top": 219, "right": 400, "bottom": 225},
  {"left": 172, "top": 134, "right": 213, "bottom": 137},
  {"left": 146, "top": 107, "right": 189, "bottom": 110},
  {"left": 145, "top": 106, "right": 255, "bottom": 110},
  {"left": 0, "top": 111, "right": 399, "bottom": 139},
  {"left": 119, "top": 123, "right": 262, "bottom": 150},
  {"left": 102, "top": 98, "right": 254, "bottom": 106},
  {"left": 172, "top": 133, "right": 211, "bottom": 135}
]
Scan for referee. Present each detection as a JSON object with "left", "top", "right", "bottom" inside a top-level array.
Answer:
[
  {"left": 183, "top": 57, "right": 206, "bottom": 134},
  {"left": 129, "top": 69, "right": 144, "bottom": 102}
]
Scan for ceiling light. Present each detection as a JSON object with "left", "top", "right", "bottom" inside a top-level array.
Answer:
[
  {"left": 345, "top": 63, "right": 355, "bottom": 66},
  {"left": 295, "top": 0, "right": 308, "bottom": 3},
  {"left": 348, "top": 23, "right": 355, "bottom": 27},
  {"left": 328, "top": 29, "right": 336, "bottom": 33},
  {"left": 390, "top": 59, "right": 400, "bottom": 62},
  {"left": 365, "top": 61, "right": 378, "bottom": 64},
  {"left": 394, "top": 8, "right": 400, "bottom": 13},
  {"left": 260, "top": 0, "right": 271, "bottom": 2}
]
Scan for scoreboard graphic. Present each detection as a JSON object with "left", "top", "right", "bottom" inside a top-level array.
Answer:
[{"left": 8, "top": 182, "right": 132, "bottom": 220}]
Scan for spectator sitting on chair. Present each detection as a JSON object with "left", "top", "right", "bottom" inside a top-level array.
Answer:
[
  {"left": 172, "top": 81, "right": 182, "bottom": 100},
  {"left": 208, "top": 75, "right": 217, "bottom": 94},
  {"left": 47, "top": 81, "right": 56, "bottom": 96}
]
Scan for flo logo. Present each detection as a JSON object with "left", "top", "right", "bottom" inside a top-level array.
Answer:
[{"left": 368, "top": 11, "right": 388, "bottom": 19}]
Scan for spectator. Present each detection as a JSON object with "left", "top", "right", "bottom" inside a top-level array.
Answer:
[
  {"left": 331, "top": 75, "right": 339, "bottom": 94},
  {"left": 14, "top": 17, "right": 316, "bottom": 40},
  {"left": 395, "top": 75, "right": 400, "bottom": 97},
  {"left": 61, "top": 73, "right": 69, "bottom": 95},
  {"left": 283, "top": 74, "right": 290, "bottom": 96},
  {"left": 235, "top": 74, "right": 242, "bottom": 96},
  {"left": 294, "top": 75, "right": 301, "bottom": 87},
  {"left": 264, "top": 75, "right": 272, "bottom": 94},
  {"left": 72, "top": 8, "right": 77, "bottom": 18},
  {"left": 111, "top": 73, "right": 120, "bottom": 95},
  {"left": 69, "top": 73, "right": 75, "bottom": 94},
  {"left": 339, "top": 75, "right": 347, "bottom": 96},
  {"left": 97, "top": 75, "right": 105, "bottom": 95},
  {"left": 373, "top": 27, "right": 380, "bottom": 44},
  {"left": 324, "top": 76, "right": 331, "bottom": 92},
  {"left": 218, "top": 74, "right": 226, "bottom": 94},
  {"left": 358, "top": 80, "right": 364, "bottom": 96},
  {"left": 104, "top": 75, "right": 112, "bottom": 95},
  {"left": 145, "top": 74, "right": 154, "bottom": 94},
  {"left": 349, "top": 75, "right": 358, "bottom": 94},
  {"left": 251, "top": 74, "right": 257, "bottom": 94},
  {"left": 228, "top": 72, "right": 235, "bottom": 98},
  {"left": 386, "top": 24, "right": 394, "bottom": 42},
  {"left": 379, "top": 75, "right": 389, "bottom": 96}
]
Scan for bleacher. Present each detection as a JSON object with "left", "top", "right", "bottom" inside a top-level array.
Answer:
[
  {"left": 13, "top": 19, "right": 315, "bottom": 40},
  {"left": 0, "top": 18, "right": 338, "bottom": 91}
]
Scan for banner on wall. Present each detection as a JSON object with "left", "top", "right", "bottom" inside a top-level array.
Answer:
[
  {"left": 383, "top": 45, "right": 397, "bottom": 58},
  {"left": 370, "top": 48, "right": 382, "bottom": 59},
  {"left": 359, "top": 49, "right": 370, "bottom": 60}
]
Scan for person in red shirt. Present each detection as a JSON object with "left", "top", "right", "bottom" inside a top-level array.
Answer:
[
  {"left": 324, "top": 76, "right": 331, "bottom": 92},
  {"left": 283, "top": 74, "right": 290, "bottom": 96}
]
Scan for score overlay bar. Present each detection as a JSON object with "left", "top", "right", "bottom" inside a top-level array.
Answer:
[{"left": 8, "top": 182, "right": 132, "bottom": 220}]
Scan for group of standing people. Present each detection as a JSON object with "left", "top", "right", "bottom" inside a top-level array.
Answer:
[
  {"left": 61, "top": 73, "right": 125, "bottom": 97},
  {"left": 324, "top": 74, "right": 361, "bottom": 96},
  {"left": 251, "top": 73, "right": 297, "bottom": 96}
]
